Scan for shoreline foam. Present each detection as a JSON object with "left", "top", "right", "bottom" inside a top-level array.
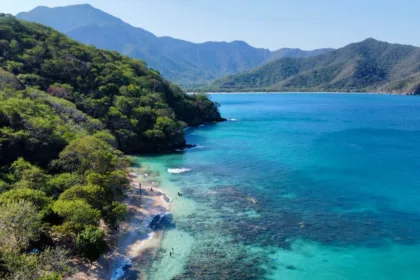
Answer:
[{"left": 167, "top": 168, "right": 191, "bottom": 174}]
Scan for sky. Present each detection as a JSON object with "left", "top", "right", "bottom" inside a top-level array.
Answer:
[{"left": 3, "top": 0, "right": 420, "bottom": 50}]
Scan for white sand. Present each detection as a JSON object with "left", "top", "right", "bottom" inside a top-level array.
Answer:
[{"left": 67, "top": 170, "right": 171, "bottom": 280}]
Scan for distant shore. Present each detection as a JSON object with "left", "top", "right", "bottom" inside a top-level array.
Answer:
[
  {"left": 187, "top": 90, "right": 410, "bottom": 95},
  {"left": 205, "top": 91, "right": 385, "bottom": 95}
]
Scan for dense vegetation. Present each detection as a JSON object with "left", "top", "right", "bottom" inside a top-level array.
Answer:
[
  {"left": 0, "top": 14, "right": 224, "bottom": 153},
  {"left": 16, "top": 4, "right": 331, "bottom": 87},
  {"left": 0, "top": 87, "right": 129, "bottom": 278},
  {"left": 0, "top": 14, "right": 223, "bottom": 278},
  {"left": 210, "top": 39, "right": 420, "bottom": 94}
]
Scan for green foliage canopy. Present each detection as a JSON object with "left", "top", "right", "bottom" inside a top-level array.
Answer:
[{"left": 0, "top": 16, "right": 224, "bottom": 153}]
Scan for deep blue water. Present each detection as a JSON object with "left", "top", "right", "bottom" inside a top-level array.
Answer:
[{"left": 139, "top": 94, "right": 420, "bottom": 280}]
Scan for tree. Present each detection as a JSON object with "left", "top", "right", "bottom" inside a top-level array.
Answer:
[
  {"left": 55, "top": 136, "right": 117, "bottom": 175},
  {"left": 46, "top": 173, "right": 80, "bottom": 198},
  {"left": 0, "top": 179, "right": 10, "bottom": 193},
  {"left": 0, "top": 247, "right": 72, "bottom": 280},
  {"left": 0, "top": 250, "right": 39, "bottom": 280},
  {"left": 103, "top": 202, "right": 127, "bottom": 229},
  {"left": 93, "top": 131, "right": 118, "bottom": 149},
  {"left": 52, "top": 199, "right": 100, "bottom": 234},
  {"left": 0, "top": 68, "right": 24, "bottom": 90},
  {"left": 58, "top": 184, "right": 105, "bottom": 209},
  {"left": 9, "top": 39, "right": 19, "bottom": 54},
  {"left": 76, "top": 226, "right": 108, "bottom": 262},
  {"left": 10, "top": 158, "right": 48, "bottom": 190},
  {"left": 86, "top": 170, "right": 129, "bottom": 197},
  {"left": 0, "top": 188, "right": 52, "bottom": 210},
  {"left": 0, "top": 201, "right": 42, "bottom": 251},
  {"left": 39, "top": 247, "right": 73, "bottom": 276}
]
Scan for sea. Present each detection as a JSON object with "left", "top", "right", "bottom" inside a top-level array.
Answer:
[{"left": 134, "top": 93, "right": 420, "bottom": 280}]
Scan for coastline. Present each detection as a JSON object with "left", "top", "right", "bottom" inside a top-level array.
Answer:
[
  {"left": 69, "top": 94, "right": 420, "bottom": 280},
  {"left": 69, "top": 167, "right": 172, "bottom": 280},
  {"left": 205, "top": 91, "right": 383, "bottom": 95}
]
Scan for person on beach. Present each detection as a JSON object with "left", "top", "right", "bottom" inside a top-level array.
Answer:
[
  {"left": 151, "top": 187, "right": 153, "bottom": 192},
  {"left": 139, "top": 182, "right": 141, "bottom": 188}
]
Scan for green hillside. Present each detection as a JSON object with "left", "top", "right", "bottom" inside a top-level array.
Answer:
[
  {"left": 210, "top": 39, "right": 420, "bottom": 94},
  {"left": 267, "top": 47, "right": 334, "bottom": 62},
  {"left": 0, "top": 14, "right": 223, "bottom": 278},
  {"left": 0, "top": 14, "right": 224, "bottom": 153}
]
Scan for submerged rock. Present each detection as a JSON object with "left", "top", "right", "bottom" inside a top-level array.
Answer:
[{"left": 149, "top": 213, "right": 175, "bottom": 230}]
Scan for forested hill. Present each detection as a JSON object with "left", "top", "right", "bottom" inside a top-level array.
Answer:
[
  {"left": 16, "top": 4, "right": 331, "bottom": 86},
  {"left": 0, "top": 14, "right": 223, "bottom": 278},
  {"left": 210, "top": 38, "right": 420, "bottom": 94},
  {"left": 0, "top": 14, "right": 224, "bottom": 154},
  {"left": 267, "top": 47, "right": 334, "bottom": 62}
]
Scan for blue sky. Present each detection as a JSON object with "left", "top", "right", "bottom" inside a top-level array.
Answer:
[{"left": 4, "top": 0, "right": 420, "bottom": 50}]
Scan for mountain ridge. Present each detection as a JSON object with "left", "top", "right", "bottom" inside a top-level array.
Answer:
[
  {"left": 268, "top": 47, "right": 335, "bottom": 62},
  {"left": 208, "top": 38, "right": 420, "bottom": 94},
  {"left": 16, "top": 4, "right": 331, "bottom": 85},
  {"left": 17, "top": 4, "right": 126, "bottom": 32}
]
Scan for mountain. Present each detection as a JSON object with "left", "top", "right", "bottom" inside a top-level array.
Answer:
[
  {"left": 15, "top": 4, "right": 126, "bottom": 32},
  {"left": 268, "top": 48, "right": 334, "bottom": 62},
  {"left": 0, "top": 14, "right": 224, "bottom": 154},
  {"left": 16, "top": 4, "right": 270, "bottom": 85},
  {"left": 210, "top": 39, "right": 420, "bottom": 94},
  {"left": 17, "top": 4, "right": 330, "bottom": 86}
]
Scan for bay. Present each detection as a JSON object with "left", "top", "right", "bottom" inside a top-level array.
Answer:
[{"left": 136, "top": 93, "right": 420, "bottom": 280}]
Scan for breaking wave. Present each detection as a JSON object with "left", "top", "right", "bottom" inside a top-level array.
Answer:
[{"left": 168, "top": 168, "right": 192, "bottom": 174}]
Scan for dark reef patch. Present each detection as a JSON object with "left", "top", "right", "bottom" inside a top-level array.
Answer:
[
  {"left": 166, "top": 182, "right": 420, "bottom": 278},
  {"left": 149, "top": 213, "right": 176, "bottom": 231}
]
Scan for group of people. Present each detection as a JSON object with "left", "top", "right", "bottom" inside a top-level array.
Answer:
[
  {"left": 138, "top": 181, "right": 183, "bottom": 197},
  {"left": 139, "top": 182, "right": 154, "bottom": 192}
]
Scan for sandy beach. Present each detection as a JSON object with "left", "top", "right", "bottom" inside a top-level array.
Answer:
[{"left": 69, "top": 169, "right": 171, "bottom": 280}]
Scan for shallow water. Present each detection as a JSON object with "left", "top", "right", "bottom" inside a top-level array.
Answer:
[{"left": 135, "top": 93, "right": 420, "bottom": 280}]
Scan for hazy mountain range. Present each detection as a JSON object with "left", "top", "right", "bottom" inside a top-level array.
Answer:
[
  {"left": 14, "top": 4, "right": 420, "bottom": 94},
  {"left": 16, "top": 4, "right": 332, "bottom": 86}
]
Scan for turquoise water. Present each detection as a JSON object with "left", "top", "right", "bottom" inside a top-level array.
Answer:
[{"left": 135, "top": 93, "right": 420, "bottom": 280}]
